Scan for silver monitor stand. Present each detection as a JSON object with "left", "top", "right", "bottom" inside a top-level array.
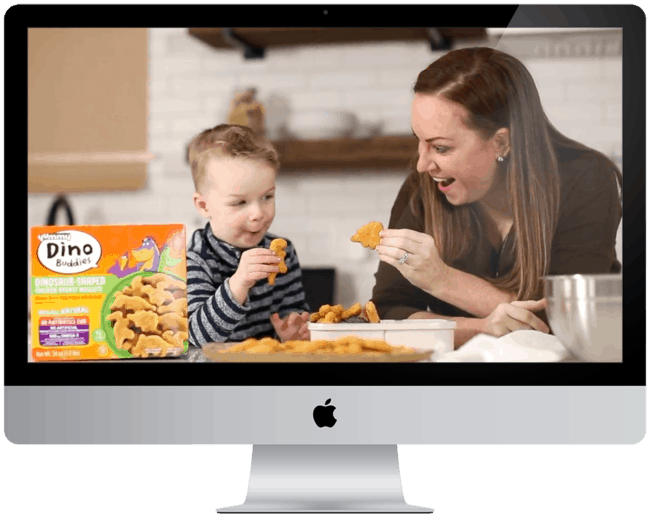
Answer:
[{"left": 217, "top": 445, "right": 432, "bottom": 513}]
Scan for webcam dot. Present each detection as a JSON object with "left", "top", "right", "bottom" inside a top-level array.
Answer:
[{"left": 324, "top": 10, "right": 328, "bottom": 15}]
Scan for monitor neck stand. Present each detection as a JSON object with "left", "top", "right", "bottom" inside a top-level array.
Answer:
[{"left": 217, "top": 445, "right": 432, "bottom": 513}]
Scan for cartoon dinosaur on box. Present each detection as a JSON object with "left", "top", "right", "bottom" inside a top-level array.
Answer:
[
  {"left": 157, "top": 231, "right": 185, "bottom": 279},
  {"left": 108, "top": 237, "right": 161, "bottom": 277},
  {"left": 108, "top": 233, "right": 185, "bottom": 279}
]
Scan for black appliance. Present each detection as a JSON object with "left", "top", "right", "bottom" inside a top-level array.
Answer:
[{"left": 300, "top": 268, "right": 335, "bottom": 313}]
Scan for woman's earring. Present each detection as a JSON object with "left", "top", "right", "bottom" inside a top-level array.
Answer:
[{"left": 497, "top": 156, "right": 504, "bottom": 162}]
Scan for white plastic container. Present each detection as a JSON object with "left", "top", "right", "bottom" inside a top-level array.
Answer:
[{"left": 307, "top": 319, "right": 457, "bottom": 361}]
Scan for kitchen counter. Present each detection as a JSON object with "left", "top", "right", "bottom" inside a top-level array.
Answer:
[{"left": 27, "top": 321, "right": 581, "bottom": 363}]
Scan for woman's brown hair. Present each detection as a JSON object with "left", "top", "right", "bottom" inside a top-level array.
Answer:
[
  {"left": 186, "top": 123, "right": 280, "bottom": 192},
  {"left": 412, "top": 47, "right": 622, "bottom": 300}
]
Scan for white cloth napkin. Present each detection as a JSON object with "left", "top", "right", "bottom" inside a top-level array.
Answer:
[{"left": 436, "top": 330, "right": 577, "bottom": 362}]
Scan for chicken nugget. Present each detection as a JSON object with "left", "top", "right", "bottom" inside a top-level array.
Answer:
[
  {"left": 157, "top": 278, "right": 187, "bottom": 292},
  {"left": 122, "top": 275, "right": 145, "bottom": 297},
  {"left": 156, "top": 298, "right": 187, "bottom": 316},
  {"left": 322, "top": 311, "right": 340, "bottom": 323},
  {"left": 229, "top": 337, "right": 259, "bottom": 352},
  {"left": 318, "top": 304, "right": 332, "bottom": 317},
  {"left": 126, "top": 310, "right": 160, "bottom": 334},
  {"left": 158, "top": 312, "right": 189, "bottom": 333},
  {"left": 107, "top": 311, "right": 135, "bottom": 349},
  {"left": 140, "top": 273, "right": 172, "bottom": 287},
  {"left": 140, "top": 285, "right": 174, "bottom": 306},
  {"left": 342, "top": 303, "right": 362, "bottom": 320},
  {"left": 361, "top": 339, "right": 393, "bottom": 352},
  {"left": 309, "top": 312, "right": 322, "bottom": 322},
  {"left": 365, "top": 300, "right": 381, "bottom": 323},
  {"left": 132, "top": 334, "right": 170, "bottom": 358},
  {"left": 162, "top": 330, "right": 188, "bottom": 348},
  {"left": 110, "top": 293, "right": 156, "bottom": 313},
  {"left": 268, "top": 238, "right": 288, "bottom": 285},
  {"left": 122, "top": 332, "right": 141, "bottom": 353},
  {"left": 351, "top": 221, "right": 384, "bottom": 250}
]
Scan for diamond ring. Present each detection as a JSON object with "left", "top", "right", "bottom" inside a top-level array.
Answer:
[{"left": 398, "top": 252, "right": 409, "bottom": 265}]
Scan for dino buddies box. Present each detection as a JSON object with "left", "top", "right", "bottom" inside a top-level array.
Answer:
[{"left": 30, "top": 224, "right": 188, "bottom": 361}]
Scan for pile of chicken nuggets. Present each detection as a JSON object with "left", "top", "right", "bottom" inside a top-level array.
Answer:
[
  {"left": 310, "top": 300, "right": 381, "bottom": 324},
  {"left": 106, "top": 273, "right": 188, "bottom": 358},
  {"left": 223, "top": 335, "right": 414, "bottom": 356}
]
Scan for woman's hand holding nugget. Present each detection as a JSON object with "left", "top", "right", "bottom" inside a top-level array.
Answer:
[
  {"left": 375, "top": 228, "right": 450, "bottom": 295},
  {"left": 271, "top": 312, "right": 310, "bottom": 342},
  {"left": 480, "top": 299, "right": 550, "bottom": 336}
]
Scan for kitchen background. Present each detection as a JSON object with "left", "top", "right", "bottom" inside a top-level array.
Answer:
[{"left": 28, "top": 28, "right": 623, "bottom": 308}]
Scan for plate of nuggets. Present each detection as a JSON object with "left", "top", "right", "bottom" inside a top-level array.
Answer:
[
  {"left": 202, "top": 335, "right": 434, "bottom": 363},
  {"left": 101, "top": 271, "right": 189, "bottom": 358}
]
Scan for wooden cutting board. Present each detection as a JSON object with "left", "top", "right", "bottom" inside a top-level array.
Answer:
[{"left": 201, "top": 342, "right": 435, "bottom": 363}]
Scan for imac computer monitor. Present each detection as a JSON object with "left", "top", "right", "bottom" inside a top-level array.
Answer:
[{"left": 8, "top": 4, "right": 647, "bottom": 512}]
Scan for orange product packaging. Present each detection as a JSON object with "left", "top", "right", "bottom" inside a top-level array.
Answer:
[{"left": 30, "top": 224, "right": 188, "bottom": 361}]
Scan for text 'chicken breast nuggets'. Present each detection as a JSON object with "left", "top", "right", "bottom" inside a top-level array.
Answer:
[
  {"left": 268, "top": 238, "right": 288, "bottom": 285},
  {"left": 350, "top": 221, "right": 384, "bottom": 250}
]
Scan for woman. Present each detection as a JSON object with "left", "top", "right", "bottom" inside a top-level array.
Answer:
[{"left": 371, "top": 47, "right": 622, "bottom": 348}]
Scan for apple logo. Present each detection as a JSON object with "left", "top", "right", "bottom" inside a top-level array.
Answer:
[{"left": 313, "top": 399, "right": 337, "bottom": 428}]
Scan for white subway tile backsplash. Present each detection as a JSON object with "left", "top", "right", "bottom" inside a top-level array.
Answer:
[
  {"left": 290, "top": 91, "right": 344, "bottom": 110},
  {"left": 545, "top": 103, "right": 603, "bottom": 126},
  {"left": 166, "top": 32, "right": 217, "bottom": 59},
  {"left": 151, "top": 97, "right": 202, "bottom": 114},
  {"left": 237, "top": 72, "right": 308, "bottom": 92},
  {"left": 148, "top": 78, "right": 168, "bottom": 96},
  {"left": 566, "top": 81, "right": 622, "bottom": 101},
  {"left": 380, "top": 114, "right": 413, "bottom": 136},
  {"left": 168, "top": 116, "right": 220, "bottom": 139},
  {"left": 525, "top": 59, "right": 601, "bottom": 81},
  {"left": 148, "top": 36, "right": 167, "bottom": 59},
  {"left": 343, "top": 88, "right": 412, "bottom": 109},
  {"left": 601, "top": 58, "right": 623, "bottom": 78},
  {"left": 150, "top": 56, "right": 203, "bottom": 79},
  {"left": 169, "top": 77, "right": 203, "bottom": 95},
  {"left": 148, "top": 117, "right": 168, "bottom": 137},
  {"left": 149, "top": 138, "right": 185, "bottom": 158},
  {"left": 203, "top": 96, "right": 231, "bottom": 116},
  {"left": 535, "top": 80, "right": 566, "bottom": 103},
  {"left": 201, "top": 52, "right": 244, "bottom": 72},
  {"left": 309, "top": 70, "right": 379, "bottom": 89},
  {"left": 199, "top": 75, "right": 239, "bottom": 94},
  {"left": 340, "top": 42, "right": 427, "bottom": 67},
  {"left": 604, "top": 103, "right": 623, "bottom": 123},
  {"left": 379, "top": 67, "right": 421, "bottom": 89},
  {"left": 151, "top": 28, "right": 186, "bottom": 36}
]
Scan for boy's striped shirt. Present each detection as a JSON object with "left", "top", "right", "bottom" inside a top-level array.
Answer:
[{"left": 186, "top": 224, "right": 310, "bottom": 347}]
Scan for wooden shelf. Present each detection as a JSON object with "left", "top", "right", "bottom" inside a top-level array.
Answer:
[
  {"left": 188, "top": 27, "right": 487, "bottom": 53},
  {"left": 272, "top": 135, "right": 417, "bottom": 171}
]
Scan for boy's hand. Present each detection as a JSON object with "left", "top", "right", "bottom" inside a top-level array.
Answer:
[
  {"left": 231, "top": 248, "right": 281, "bottom": 289},
  {"left": 271, "top": 312, "right": 310, "bottom": 342},
  {"left": 229, "top": 249, "right": 281, "bottom": 305}
]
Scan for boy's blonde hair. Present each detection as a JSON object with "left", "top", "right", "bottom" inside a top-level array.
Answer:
[{"left": 186, "top": 124, "right": 280, "bottom": 192}]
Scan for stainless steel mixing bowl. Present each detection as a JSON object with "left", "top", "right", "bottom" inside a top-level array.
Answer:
[{"left": 543, "top": 274, "right": 622, "bottom": 362}]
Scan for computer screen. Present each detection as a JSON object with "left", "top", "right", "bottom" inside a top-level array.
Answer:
[{"left": 8, "top": 4, "right": 647, "bottom": 516}]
